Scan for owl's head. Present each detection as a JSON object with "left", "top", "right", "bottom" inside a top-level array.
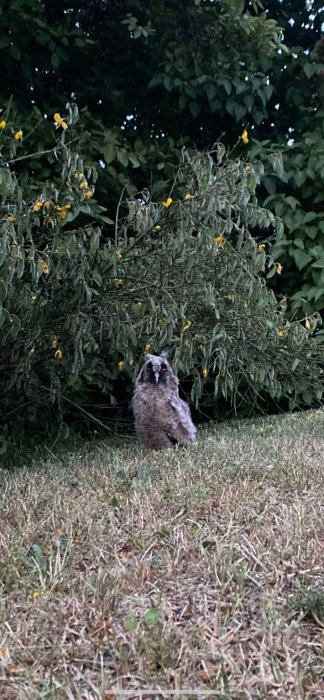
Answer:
[{"left": 136, "top": 352, "right": 176, "bottom": 387}]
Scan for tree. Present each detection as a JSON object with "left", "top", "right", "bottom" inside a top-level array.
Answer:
[
  {"left": 247, "top": 1, "right": 324, "bottom": 312},
  {"left": 0, "top": 0, "right": 285, "bottom": 209}
]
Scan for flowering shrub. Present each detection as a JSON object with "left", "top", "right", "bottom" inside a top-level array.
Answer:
[{"left": 0, "top": 108, "right": 323, "bottom": 451}]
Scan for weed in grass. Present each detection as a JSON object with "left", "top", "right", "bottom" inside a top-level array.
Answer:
[{"left": 289, "top": 584, "right": 324, "bottom": 623}]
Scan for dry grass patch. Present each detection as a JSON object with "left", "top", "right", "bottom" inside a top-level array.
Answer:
[{"left": 1, "top": 410, "right": 324, "bottom": 699}]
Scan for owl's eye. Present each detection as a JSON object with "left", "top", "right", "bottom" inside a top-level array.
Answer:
[
  {"left": 161, "top": 363, "right": 167, "bottom": 372},
  {"left": 147, "top": 361, "right": 153, "bottom": 370}
]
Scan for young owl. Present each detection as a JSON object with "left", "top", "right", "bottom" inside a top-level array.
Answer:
[{"left": 133, "top": 353, "right": 197, "bottom": 449}]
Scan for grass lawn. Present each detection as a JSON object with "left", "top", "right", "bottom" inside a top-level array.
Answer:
[{"left": 1, "top": 410, "right": 324, "bottom": 699}]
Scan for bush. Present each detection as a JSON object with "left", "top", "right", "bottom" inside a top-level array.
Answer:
[{"left": 0, "top": 107, "right": 323, "bottom": 452}]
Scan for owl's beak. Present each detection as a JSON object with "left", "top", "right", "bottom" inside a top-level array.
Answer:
[{"left": 154, "top": 371, "right": 160, "bottom": 385}]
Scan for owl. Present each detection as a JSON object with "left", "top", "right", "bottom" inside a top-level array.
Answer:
[{"left": 132, "top": 353, "right": 197, "bottom": 449}]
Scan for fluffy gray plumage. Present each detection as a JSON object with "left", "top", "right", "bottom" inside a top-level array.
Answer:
[{"left": 133, "top": 353, "right": 197, "bottom": 449}]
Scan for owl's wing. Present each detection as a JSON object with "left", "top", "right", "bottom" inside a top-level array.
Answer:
[{"left": 165, "top": 396, "right": 197, "bottom": 446}]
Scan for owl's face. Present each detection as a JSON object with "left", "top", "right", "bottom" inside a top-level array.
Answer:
[{"left": 139, "top": 354, "right": 172, "bottom": 386}]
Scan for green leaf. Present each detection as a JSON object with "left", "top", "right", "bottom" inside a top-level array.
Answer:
[
  {"left": 103, "top": 143, "right": 116, "bottom": 164},
  {"left": 0, "top": 307, "right": 8, "bottom": 329},
  {"left": 254, "top": 110, "right": 264, "bottom": 125},
  {"left": 303, "top": 212, "right": 317, "bottom": 224},
  {"left": 147, "top": 74, "right": 163, "bottom": 89},
  {"left": 10, "top": 44, "right": 21, "bottom": 60},
  {"left": 292, "top": 250, "right": 311, "bottom": 270},
  {"left": 206, "top": 83, "right": 217, "bottom": 102},
  {"left": 128, "top": 153, "right": 140, "bottom": 168},
  {"left": 116, "top": 148, "right": 129, "bottom": 167},
  {"left": 267, "top": 265, "right": 277, "bottom": 279},
  {"left": 304, "top": 63, "right": 317, "bottom": 79},
  {"left": 189, "top": 101, "right": 200, "bottom": 118},
  {"left": 222, "top": 79, "right": 232, "bottom": 95},
  {"left": 258, "top": 368, "right": 266, "bottom": 383},
  {"left": 294, "top": 170, "right": 306, "bottom": 187},
  {"left": 10, "top": 315, "right": 21, "bottom": 339},
  {"left": 16, "top": 257, "right": 25, "bottom": 278},
  {"left": 234, "top": 103, "right": 247, "bottom": 121},
  {"left": 244, "top": 94, "right": 254, "bottom": 112},
  {"left": 129, "top": 328, "right": 138, "bottom": 347},
  {"left": 51, "top": 53, "right": 60, "bottom": 69},
  {"left": 92, "top": 270, "right": 103, "bottom": 286},
  {"left": 263, "top": 177, "right": 276, "bottom": 195},
  {"left": 225, "top": 98, "right": 235, "bottom": 116}
]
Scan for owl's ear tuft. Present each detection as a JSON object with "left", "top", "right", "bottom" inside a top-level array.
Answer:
[
  {"left": 144, "top": 353, "right": 154, "bottom": 362},
  {"left": 160, "top": 351, "right": 168, "bottom": 359}
]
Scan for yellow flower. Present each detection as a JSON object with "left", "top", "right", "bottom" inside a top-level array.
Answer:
[
  {"left": 305, "top": 318, "right": 313, "bottom": 330},
  {"left": 113, "top": 278, "right": 124, "bottom": 288},
  {"left": 33, "top": 200, "right": 43, "bottom": 212},
  {"left": 278, "top": 329, "right": 287, "bottom": 337},
  {"left": 214, "top": 235, "right": 225, "bottom": 246},
  {"left": 163, "top": 197, "right": 173, "bottom": 208},
  {"left": 44, "top": 200, "right": 53, "bottom": 209},
  {"left": 202, "top": 368, "right": 208, "bottom": 378},
  {"left": 258, "top": 243, "right": 266, "bottom": 253},
  {"left": 183, "top": 320, "right": 192, "bottom": 332},
  {"left": 154, "top": 225, "right": 161, "bottom": 231},
  {"left": 14, "top": 130, "right": 23, "bottom": 140},
  {"left": 63, "top": 203, "right": 72, "bottom": 209},
  {"left": 41, "top": 262, "right": 49, "bottom": 275},
  {"left": 241, "top": 129, "right": 249, "bottom": 144},
  {"left": 56, "top": 208, "right": 67, "bottom": 219},
  {"left": 54, "top": 112, "right": 68, "bottom": 130},
  {"left": 6, "top": 214, "right": 16, "bottom": 222},
  {"left": 117, "top": 360, "right": 124, "bottom": 371},
  {"left": 184, "top": 194, "right": 194, "bottom": 201},
  {"left": 226, "top": 294, "right": 235, "bottom": 302},
  {"left": 144, "top": 343, "right": 151, "bottom": 353},
  {"left": 55, "top": 349, "right": 63, "bottom": 360},
  {"left": 276, "top": 263, "right": 283, "bottom": 275},
  {"left": 31, "top": 295, "right": 37, "bottom": 303},
  {"left": 0, "top": 120, "right": 6, "bottom": 129},
  {"left": 52, "top": 339, "right": 58, "bottom": 348},
  {"left": 28, "top": 347, "right": 35, "bottom": 358},
  {"left": 31, "top": 591, "right": 41, "bottom": 598},
  {"left": 79, "top": 180, "right": 88, "bottom": 189},
  {"left": 84, "top": 190, "right": 94, "bottom": 199}
]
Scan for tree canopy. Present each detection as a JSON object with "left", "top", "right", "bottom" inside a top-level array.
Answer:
[{"left": 0, "top": 0, "right": 286, "bottom": 205}]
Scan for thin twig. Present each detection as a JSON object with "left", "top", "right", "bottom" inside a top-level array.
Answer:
[
  {"left": 115, "top": 185, "right": 126, "bottom": 245},
  {"left": 0, "top": 139, "right": 78, "bottom": 167}
]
